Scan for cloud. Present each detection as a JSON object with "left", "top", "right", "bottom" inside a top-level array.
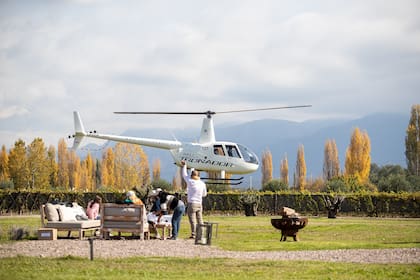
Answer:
[
  {"left": 0, "top": 106, "right": 29, "bottom": 119},
  {"left": 0, "top": 0, "right": 419, "bottom": 148}
]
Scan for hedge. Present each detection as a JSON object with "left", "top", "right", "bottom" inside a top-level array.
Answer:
[{"left": 0, "top": 191, "right": 418, "bottom": 217}]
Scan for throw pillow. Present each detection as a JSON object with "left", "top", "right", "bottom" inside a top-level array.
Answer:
[
  {"left": 45, "top": 203, "right": 60, "bottom": 222},
  {"left": 58, "top": 205, "right": 77, "bottom": 221}
]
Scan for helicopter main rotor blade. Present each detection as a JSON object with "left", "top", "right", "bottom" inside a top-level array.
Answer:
[
  {"left": 114, "top": 105, "right": 311, "bottom": 116},
  {"left": 216, "top": 105, "right": 312, "bottom": 114},
  {"left": 114, "top": 111, "right": 216, "bottom": 115}
]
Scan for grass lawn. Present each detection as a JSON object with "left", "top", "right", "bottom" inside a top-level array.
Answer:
[{"left": 0, "top": 215, "right": 419, "bottom": 279}]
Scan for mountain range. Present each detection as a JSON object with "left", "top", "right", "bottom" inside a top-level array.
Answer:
[{"left": 78, "top": 113, "right": 409, "bottom": 188}]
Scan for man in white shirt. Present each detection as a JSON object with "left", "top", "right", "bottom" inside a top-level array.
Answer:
[{"left": 181, "top": 160, "right": 207, "bottom": 239}]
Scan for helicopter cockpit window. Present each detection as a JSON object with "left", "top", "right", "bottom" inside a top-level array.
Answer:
[
  {"left": 237, "top": 144, "right": 259, "bottom": 164},
  {"left": 213, "top": 145, "right": 225, "bottom": 156},
  {"left": 226, "top": 145, "right": 240, "bottom": 158}
]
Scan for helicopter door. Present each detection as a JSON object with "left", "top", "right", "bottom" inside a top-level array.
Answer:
[{"left": 226, "top": 144, "right": 240, "bottom": 158}]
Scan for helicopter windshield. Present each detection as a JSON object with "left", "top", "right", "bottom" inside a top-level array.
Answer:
[{"left": 237, "top": 144, "right": 259, "bottom": 164}]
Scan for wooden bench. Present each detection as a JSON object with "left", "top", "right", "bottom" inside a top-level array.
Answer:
[
  {"left": 100, "top": 203, "right": 149, "bottom": 240},
  {"left": 40, "top": 204, "right": 101, "bottom": 240}
]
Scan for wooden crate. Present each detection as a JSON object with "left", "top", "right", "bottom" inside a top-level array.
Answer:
[{"left": 38, "top": 228, "right": 57, "bottom": 240}]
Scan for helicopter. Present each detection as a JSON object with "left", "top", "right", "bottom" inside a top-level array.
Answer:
[{"left": 70, "top": 106, "right": 311, "bottom": 184}]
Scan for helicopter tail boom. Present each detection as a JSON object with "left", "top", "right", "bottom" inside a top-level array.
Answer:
[{"left": 71, "top": 111, "right": 182, "bottom": 151}]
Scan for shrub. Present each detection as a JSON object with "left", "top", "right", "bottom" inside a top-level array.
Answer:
[{"left": 262, "top": 179, "right": 289, "bottom": 192}]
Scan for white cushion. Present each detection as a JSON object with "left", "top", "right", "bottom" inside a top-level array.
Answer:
[
  {"left": 58, "top": 205, "right": 77, "bottom": 221},
  {"left": 45, "top": 203, "right": 60, "bottom": 222},
  {"left": 72, "top": 204, "right": 87, "bottom": 216}
]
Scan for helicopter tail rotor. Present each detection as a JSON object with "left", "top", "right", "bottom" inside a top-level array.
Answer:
[{"left": 71, "top": 111, "right": 87, "bottom": 150}]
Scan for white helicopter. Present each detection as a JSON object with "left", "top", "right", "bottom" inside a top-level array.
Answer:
[{"left": 70, "top": 106, "right": 311, "bottom": 184}]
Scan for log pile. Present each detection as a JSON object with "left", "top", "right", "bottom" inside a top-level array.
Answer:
[{"left": 271, "top": 207, "right": 308, "bottom": 241}]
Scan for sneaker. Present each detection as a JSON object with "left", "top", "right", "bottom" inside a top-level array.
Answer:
[
  {"left": 168, "top": 236, "right": 177, "bottom": 240},
  {"left": 189, "top": 235, "right": 195, "bottom": 239}
]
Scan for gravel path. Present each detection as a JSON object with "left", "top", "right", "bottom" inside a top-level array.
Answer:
[{"left": 0, "top": 239, "right": 418, "bottom": 264}]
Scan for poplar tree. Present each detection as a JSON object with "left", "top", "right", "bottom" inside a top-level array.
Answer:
[
  {"left": 172, "top": 167, "right": 183, "bottom": 191},
  {"left": 80, "top": 153, "right": 95, "bottom": 191},
  {"left": 405, "top": 104, "right": 420, "bottom": 176},
  {"left": 8, "top": 139, "right": 29, "bottom": 190},
  {"left": 101, "top": 147, "right": 115, "bottom": 188},
  {"left": 323, "top": 139, "right": 340, "bottom": 181},
  {"left": 27, "top": 138, "right": 49, "bottom": 190},
  {"left": 85, "top": 153, "right": 95, "bottom": 191},
  {"left": 295, "top": 144, "right": 306, "bottom": 191},
  {"left": 261, "top": 149, "right": 273, "bottom": 186},
  {"left": 68, "top": 150, "right": 81, "bottom": 191},
  {"left": 113, "top": 143, "right": 150, "bottom": 191},
  {"left": 95, "top": 159, "right": 102, "bottom": 188},
  {"left": 152, "top": 159, "right": 161, "bottom": 181},
  {"left": 345, "top": 127, "right": 371, "bottom": 184},
  {"left": 280, "top": 154, "right": 289, "bottom": 186},
  {"left": 57, "top": 139, "right": 69, "bottom": 189},
  {"left": 47, "top": 145, "right": 58, "bottom": 189},
  {"left": 0, "top": 145, "right": 9, "bottom": 182}
]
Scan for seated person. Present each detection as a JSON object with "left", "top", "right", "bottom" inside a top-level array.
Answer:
[
  {"left": 86, "top": 195, "right": 102, "bottom": 220},
  {"left": 147, "top": 190, "right": 162, "bottom": 239},
  {"left": 147, "top": 189, "right": 173, "bottom": 239},
  {"left": 125, "top": 190, "right": 144, "bottom": 205},
  {"left": 124, "top": 190, "right": 147, "bottom": 237}
]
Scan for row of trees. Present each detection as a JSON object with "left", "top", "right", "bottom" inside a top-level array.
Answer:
[
  {"left": 260, "top": 105, "right": 420, "bottom": 193},
  {"left": 0, "top": 138, "right": 173, "bottom": 192},
  {"left": 260, "top": 127, "right": 374, "bottom": 192}
]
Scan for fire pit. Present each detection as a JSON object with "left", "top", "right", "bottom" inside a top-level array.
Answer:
[{"left": 271, "top": 207, "right": 308, "bottom": 241}]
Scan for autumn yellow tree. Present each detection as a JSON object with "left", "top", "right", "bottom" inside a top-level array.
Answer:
[
  {"left": 101, "top": 147, "right": 115, "bottom": 188},
  {"left": 295, "top": 144, "right": 306, "bottom": 191},
  {"left": 0, "top": 145, "right": 9, "bottom": 183},
  {"left": 261, "top": 149, "right": 273, "bottom": 186},
  {"left": 57, "top": 139, "right": 69, "bottom": 189},
  {"left": 152, "top": 159, "right": 161, "bottom": 182},
  {"left": 280, "top": 154, "right": 289, "bottom": 185},
  {"left": 68, "top": 150, "right": 81, "bottom": 191},
  {"left": 172, "top": 167, "right": 183, "bottom": 192},
  {"left": 80, "top": 153, "right": 95, "bottom": 191},
  {"left": 113, "top": 143, "right": 150, "bottom": 191},
  {"left": 345, "top": 127, "right": 371, "bottom": 184},
  {"left": 27, "top": 138, "right": 50, "bottom": 190},
  {"left": 323, "top": 139, "right": 340, "bottom": 181},
  {"left": 8, "top": 139, "right": 29, "bottom": 190}
]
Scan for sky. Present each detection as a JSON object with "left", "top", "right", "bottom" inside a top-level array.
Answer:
[{"left": 0, "top": 0, "right": 419, "bottom": 149}]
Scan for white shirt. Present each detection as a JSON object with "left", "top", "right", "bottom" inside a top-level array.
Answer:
[{"left": 182, "top": 164, "right": 207, "bottom": 204}]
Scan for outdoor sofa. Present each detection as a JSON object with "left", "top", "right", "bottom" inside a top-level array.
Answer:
[{"left": 40, "top": 203, "right": 101, "bottom": 240}]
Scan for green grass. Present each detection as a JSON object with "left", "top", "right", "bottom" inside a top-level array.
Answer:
[
  {"left": 0, "top": 256, "right": 419, "bottom": 280},
  {"left": 206, "top": 216, "right": 420, "bottom": 251},
  {"left": 1, "top": 215, "right": 419, "bottom": 279}
]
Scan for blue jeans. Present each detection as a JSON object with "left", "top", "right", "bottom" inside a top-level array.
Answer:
[{"left": 171, "top": 201, "right": 185, "bottom": 239}]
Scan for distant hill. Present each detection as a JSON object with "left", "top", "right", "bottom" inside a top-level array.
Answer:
[{"left": 77, "top": 113, "right": 409, "bottom": 189}]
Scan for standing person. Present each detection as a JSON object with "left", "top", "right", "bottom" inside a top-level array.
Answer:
[
  {"left": 181, "top": 160, "right": 207, "bottom": 239},
  {"left": 86, "top": 195, "right": 102, "bottom": 220},
  {"left": 162, "top": 193, "right": 185, "bottom": 240}
]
